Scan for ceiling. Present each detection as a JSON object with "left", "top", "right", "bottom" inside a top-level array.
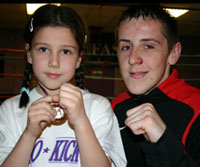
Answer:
[{"left": 0, "top": 3, "right": 200, "bottom": 37}]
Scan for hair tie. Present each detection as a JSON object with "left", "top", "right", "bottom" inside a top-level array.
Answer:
[
  {"left": 21, "top": 87, "right": 30, "bottom": 94},
  {"left": 84, "top": 34, "right": 87, "bottom": 43},
  {"left": 29, "top": 18, "right": 34, "bottom": 32}
]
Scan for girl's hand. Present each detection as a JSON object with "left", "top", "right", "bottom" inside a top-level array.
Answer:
[
  {"left": 125, "top": 103, "right": 166, "bottom": 143},
  {"left": 25, "top": 95, "right": 56, "bottom": 139},
  {"left": 53, "top": 83, "right": 87, "bottom": 128}
]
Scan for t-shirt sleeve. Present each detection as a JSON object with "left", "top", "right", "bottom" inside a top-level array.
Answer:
[
  {"left": 0, "top": 99, "right": 22, "bottom": 164},
  {"left": 0, "top": 101, "right": 14, "bottom": 164},
  {"left": 89, "top": 97, "right": 127, "bottom": 167}
]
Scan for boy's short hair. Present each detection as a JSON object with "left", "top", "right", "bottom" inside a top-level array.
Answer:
[{"left": 117, "top": 4, "right": 178, "bottom": 52}]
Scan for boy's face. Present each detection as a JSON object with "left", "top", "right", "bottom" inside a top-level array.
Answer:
[{"left": 117, "top": 17, "right": 179, "bottom": 95}]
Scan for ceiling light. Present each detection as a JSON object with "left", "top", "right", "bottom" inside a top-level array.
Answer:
[
  {"left": 165, "top": 8, "right": 189, "bottom": 18},
  {"left": 26, "top": 3, "right": 60, "bottom": 15}
]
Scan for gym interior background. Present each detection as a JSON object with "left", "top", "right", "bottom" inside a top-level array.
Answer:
[{"left": 0, "top": 3, "right": 200, "bottom": 104}]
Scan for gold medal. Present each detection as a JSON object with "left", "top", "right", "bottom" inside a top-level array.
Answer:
[{"left": 51, "top": 103, "right": 65, "bottom": 121}]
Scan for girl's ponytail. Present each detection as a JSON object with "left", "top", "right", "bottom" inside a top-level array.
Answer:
[{"left": 75, "top": 60, "right": 84, "bottom": 89}]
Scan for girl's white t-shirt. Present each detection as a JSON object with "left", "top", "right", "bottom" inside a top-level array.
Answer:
[{"left": 0, "top": 88, "right": 127, "bottom": 167}]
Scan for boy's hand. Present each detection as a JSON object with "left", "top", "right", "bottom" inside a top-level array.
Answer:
[{"left": 125, "top": 103, "right": 166, "bottom": 143}]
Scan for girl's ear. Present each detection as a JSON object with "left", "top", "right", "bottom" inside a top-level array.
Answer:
[
  {"left": 168, "top": 42, "right": 182, "bottom": 65},
  {"left": 75, "top": 52, "right": 83, "bottom": 69},
  {"left": 25, "top": 43, "right": 32, "bottom": 64}
]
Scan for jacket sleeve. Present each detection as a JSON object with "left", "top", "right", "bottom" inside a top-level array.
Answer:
[{"left": 141, "top": 126, "right": 200, "bottom": 167}]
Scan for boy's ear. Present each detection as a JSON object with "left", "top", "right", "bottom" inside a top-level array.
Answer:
[
  {"left": 25, "top": 43, "right": 32, "bottom": 64},
  {"left": 168, "top": 42, "right": 182, "bottom": 65},
  {"left": 75, "top": 52, "right": 83, "bottom": 69}
]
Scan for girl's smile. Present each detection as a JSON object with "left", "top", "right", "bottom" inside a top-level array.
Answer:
[{"left": 45, "top": 72, "right": 61, "bottom": 79}]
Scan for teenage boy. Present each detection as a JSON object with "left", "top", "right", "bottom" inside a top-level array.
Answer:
[{"left": 111, "top": 4, "right": 200, "bottom": 167}]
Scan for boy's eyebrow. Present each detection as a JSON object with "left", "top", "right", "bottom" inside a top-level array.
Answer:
[
  {"left": 140, "top": 38, "right": 161, "bottom": 45},
  {"left": 118, "top": 38, "right": 161, "bottom": 45},
  {"left": 118, "top": 39, "right": 131, "bottom": 43},
  {"left": 118, "top": 39, "right": 132, "bottom": 45}
]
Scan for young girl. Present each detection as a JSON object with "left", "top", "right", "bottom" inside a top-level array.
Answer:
[{"left": 0, "top": 5, "right": 126, "bottom": 167}]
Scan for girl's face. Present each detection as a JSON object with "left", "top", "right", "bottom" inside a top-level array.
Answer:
[{"left": 26, "top": 26, "right": 82, "bottom": 95}]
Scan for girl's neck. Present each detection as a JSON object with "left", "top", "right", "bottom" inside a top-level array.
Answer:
[{"left": 36, "top": 83, "right": 59, "bottom": 96}]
